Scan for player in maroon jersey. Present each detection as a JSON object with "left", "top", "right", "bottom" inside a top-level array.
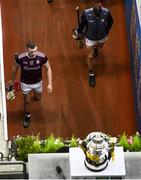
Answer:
[{"left": 9, "top": 41, "right": 52, "bottom": 128}]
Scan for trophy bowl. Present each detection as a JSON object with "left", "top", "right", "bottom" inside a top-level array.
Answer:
[{"left": 79, "top": 132, "right": 115, "bottom": 172}]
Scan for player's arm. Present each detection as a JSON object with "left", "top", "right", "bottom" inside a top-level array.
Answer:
[
  {"left": 9, "top": 61, "right": 20, "bottom": 85},
  {"left": 105, "top": 11, "right": 114, "bottom": 34},
  {"left": 77, "top": 11, "right": 87, "bottom": 34},
  {"left": 44, "top": 61, "right": 52, "bottom": 93},
  {"left": 73, "top": 12, "right": 87, "bottom": 39}
]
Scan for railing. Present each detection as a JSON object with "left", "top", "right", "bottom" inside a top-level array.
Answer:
[
  {"left": 0, "top": 161, "right": 27, "bottom": 179},
  {"left": 0, "top": 3, "right": 8, "bottom": 140}
]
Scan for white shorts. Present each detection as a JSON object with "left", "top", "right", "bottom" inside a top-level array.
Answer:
[
  {"left": 85, "top": 36, "right": 108, "bottom": 47},
  {"left": 21, "top": 81, "right": 43, "bottom": 94}
]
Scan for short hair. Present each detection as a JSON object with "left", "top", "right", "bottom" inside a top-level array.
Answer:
[
  {"left": 93, "top": 5, "right": 102, "bottom": 17},
  {"left": 26, "top": 40, "right": 37, "bottom": 49}
]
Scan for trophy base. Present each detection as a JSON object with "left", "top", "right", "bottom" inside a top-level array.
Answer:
[{"left": 84, "top": 158, "right": 108, "bottom": 172}]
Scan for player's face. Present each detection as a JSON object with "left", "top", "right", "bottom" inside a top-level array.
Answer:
[{"left": 28, "top": 46, "right": 38, "bottom": 58}]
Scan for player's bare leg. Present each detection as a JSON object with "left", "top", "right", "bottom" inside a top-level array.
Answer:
[
  {"left": 23, "top": 93, "right": 31, "bottom": 128},
  {"left": 86, "top": 46, "right": 96, "bottom": 87},
  {"left": 97, "top": 42, "right": 104, "bottom": 49},
  {"left": 33, "top": 91, "right": 42, "bottom": 101},
  {"left": 93, "top": 42, "right": 105, "bottom": 58}
]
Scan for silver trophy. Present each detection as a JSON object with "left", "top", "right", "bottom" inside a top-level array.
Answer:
[{"left": 79, "top": 132, "right": 116, "bottom": 172}]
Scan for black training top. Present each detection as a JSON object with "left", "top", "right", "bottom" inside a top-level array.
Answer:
[{"left": 77, "top": 7, "right": 113, "bottom": 41}]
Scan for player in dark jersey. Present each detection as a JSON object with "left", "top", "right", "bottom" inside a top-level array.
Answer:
[
  {"left": 9, "top": 41, "right": 52, "bottom": 128},
  {"left": 73, "top": 3, "right": 113, "bottom": 87}
]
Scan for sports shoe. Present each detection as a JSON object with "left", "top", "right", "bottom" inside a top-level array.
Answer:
[
  {"left": 93, "top": 47, "right": 98, "bottom": 57},
  {"left": 23, "top": 113, "right": 31, "bottom": 128},
  {"left": 89, "top": 72, "right": 96, "bottom": 87}
]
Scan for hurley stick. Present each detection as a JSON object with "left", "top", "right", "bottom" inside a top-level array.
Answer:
[{"left": 76, "top": 6, "right": 84, "bottom": 49}]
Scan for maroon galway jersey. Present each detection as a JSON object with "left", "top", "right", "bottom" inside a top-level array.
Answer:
[{"left": 16, "top": 51, "right": 48, "bottom": 84}]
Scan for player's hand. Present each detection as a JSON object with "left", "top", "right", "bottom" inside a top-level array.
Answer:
[
  {"left": 47, "top": 84, "right": 52, "bottom": 94},
  {"left": 8, "top": 80, "right": 14, "bottom": 86},
  {"left": 7, "top": 90, "right": 15, "bottom": 101},
  {"left": 6, "top": 80, "right": 14, "bottom": 92},
  {"left": 72, "top": 29, "right": 82, "bottom": 40}
]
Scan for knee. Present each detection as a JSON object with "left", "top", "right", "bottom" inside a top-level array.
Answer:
[
  {"left": 34, "top": 94, "right": 42, "bottom": 101},
  {"left": 35, "top": 96, "right": 41, "bottom": 101},
  {"left": 24, "top": 98, "right": 30, "bottom": 104},
  {"left": 88, "top": 53, "right": 94, "bottom": 59},
  {"left": 24, "top": 95, "right": 30, "bottom": 104},
  {"left": 98, "top": 43, "right": 104, "bottom": 48}
]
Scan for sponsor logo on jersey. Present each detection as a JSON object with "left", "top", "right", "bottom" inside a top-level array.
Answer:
[
  {"left": 23, "top": 61, "right": 28, "bottom": 64},
  {"left": 36, "top": 60, "right": 40, "bottom": 64}
]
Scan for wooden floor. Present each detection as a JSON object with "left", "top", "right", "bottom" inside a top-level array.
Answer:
[{"left": 1, "top": 0, "right": 137, "bottom": 139}]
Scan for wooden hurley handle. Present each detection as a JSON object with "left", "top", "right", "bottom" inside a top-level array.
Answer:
[{"left": 76, "top": 6, "right": 80, "bottom": 26}]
